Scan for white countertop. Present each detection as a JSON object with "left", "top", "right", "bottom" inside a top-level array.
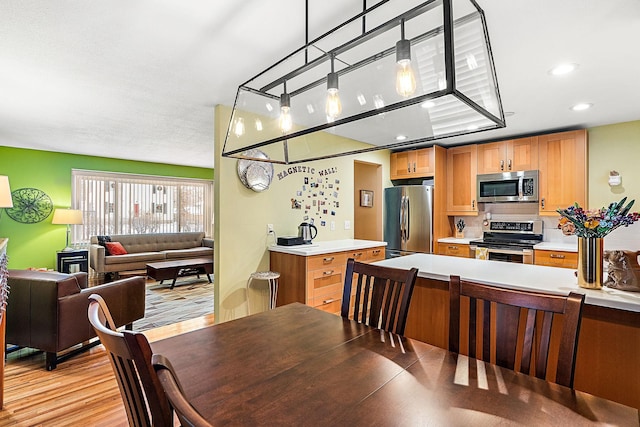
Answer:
[
  {"left": 437, "top": 237, "right": 479, "bottom": 245},
  {"left": 534, "top": 242, "right": 578, "bottom": 252},
  {"left": 374, "top": 253, "right": 640, "bottom": 313},
  {"left": 268, "top": 239, "right": 386, "bottom": 256}
]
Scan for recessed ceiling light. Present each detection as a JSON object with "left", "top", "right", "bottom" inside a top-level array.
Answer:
[
  {"left": 504, "top": 111, "right": 515, "bottom": 117},
  {"left": 421, "top": 101, "right": 435, "bottom": 109},
  {"left": 396, "top": 135, "right": 407, "bottom": 141},
  {"left": 466, "top": 124, "right": 479, "bottom": 131},
  {"left": 549, "top": 63, "right": 579, "bottom": 76},
  {"left": 571, "top": 103, "right": 593, "bottom": 111}
]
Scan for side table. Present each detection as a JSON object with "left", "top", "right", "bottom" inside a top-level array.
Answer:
[{"left": 57, "top": 249, "right": 89, "bottom": 274}]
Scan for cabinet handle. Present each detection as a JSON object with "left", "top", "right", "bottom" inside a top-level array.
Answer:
[
  {"left": 550, "top": 254, "right": 565, "bottom": 259},
  {"left": 352, "top": 252, "right": 363, "bottom": 258},
  {"left": 508, "top": 159, "right": 512, "bottom": 170},
  {"left": 541, "top": 198, "right": 545, "bottom": 209},
  {"left": 323, "top": 270, "right": 334, "bottom": 275},
  {"left": 472, "top": 199, "right": 475, "bottom": 209},
  {"left": 372, "top": 249, "right": 380, "bottom": 255},
  {"left": 323, "top": 257, "right": 334, "bottom": 263},
  {"left": 500, "top": 159, "right": 504, "bottom": 171},
  {"left": 413, "top": 162, "right": 416, "bottom": 172},
  {"left": 448, "top": 245, "right": 459, "bottom": 250},
  {"left": 323, "top": 298, "right": 335, "bottom": 305},
  {"left": 407, "top": 163, "right": 411, "bottom": 173}
]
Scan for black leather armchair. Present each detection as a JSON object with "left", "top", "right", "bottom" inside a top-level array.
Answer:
[{"left": 6, "top": 270, "right": 145, "bottom": 370}]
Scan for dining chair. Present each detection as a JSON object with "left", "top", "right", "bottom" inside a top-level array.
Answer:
[
  {"left": 341, "top": 258, "right": 418, "bottom": 335},
  {"left": 448, "top": 275, "right": 585, "bottom": 388},
  {"left": 152, "top": 354, "right": 213, "bottom": 427},
  {"left": 87, "top": 294, "right": 173, "bottom": 427}
]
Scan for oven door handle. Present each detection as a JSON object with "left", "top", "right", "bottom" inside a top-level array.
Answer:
[{"left": 487, "top": 247, "right": 530, "bottom": 256}]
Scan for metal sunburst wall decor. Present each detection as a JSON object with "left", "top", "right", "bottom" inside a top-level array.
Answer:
[{"left": 5, "top": 188, "right": 54, "bottom": 223}]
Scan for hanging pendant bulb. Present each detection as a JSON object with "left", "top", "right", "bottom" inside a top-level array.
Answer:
[
  {"left": 279, "top": 82, "right": 292, "bottom": 133},
  {"left": 395, "top": 19, "right": 416, "bottom": 97},
  {"left": 325, "top": 54, "right": 342, "bottom": 122}
]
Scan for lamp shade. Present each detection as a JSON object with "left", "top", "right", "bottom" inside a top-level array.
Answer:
[
  {"left": 0, "top": 176, "right": 13, "bottom": 208},
  {"left": 52, "top": 209, "right": 83, "bottom": 225}
]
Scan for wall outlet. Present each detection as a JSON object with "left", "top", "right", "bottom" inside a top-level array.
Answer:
[
  {"left": 330, "top": 221, "right": 335, "bottom": 231},
  {"left": 344, "top": 220, "right": 351, "bottom": 230},
  {"left": 267, "top": 224, "right": 274, "bottom": 234}
]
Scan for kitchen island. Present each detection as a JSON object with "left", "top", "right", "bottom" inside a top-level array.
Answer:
[
  {"left": 269, "top": 239, "right": 386, "bottom": 314},
  {"left": 375, "top": 253, "right": 640, "bottom": 410}
]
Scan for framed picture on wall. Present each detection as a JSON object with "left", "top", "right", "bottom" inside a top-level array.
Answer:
[{"left": 360, "top": 190, "right": 373, "bottom": 207}]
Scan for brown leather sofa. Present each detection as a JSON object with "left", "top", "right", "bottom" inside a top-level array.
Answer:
[{"left": 6, "top": 269, "right": 146, "bottom": 370}]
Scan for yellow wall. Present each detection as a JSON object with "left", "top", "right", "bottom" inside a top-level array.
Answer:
[
  {"left": 588, "top": 120, "right": 640, "bottom": 208},
  {"left": 214, "top": 105, "right": 391, "bottom": 322}
]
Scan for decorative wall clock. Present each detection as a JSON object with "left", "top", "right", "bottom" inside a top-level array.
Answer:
[{"left": 5, "top": 188, "right": 54, "bottom": 223}]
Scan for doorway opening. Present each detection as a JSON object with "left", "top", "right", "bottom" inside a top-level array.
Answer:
[{"left": 354, "top": 161, "right": 382, "bottom": 241}]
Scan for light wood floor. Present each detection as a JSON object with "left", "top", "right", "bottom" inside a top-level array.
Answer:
[{"left": 1, "top": 313, "right": 216, "bottom": 426}]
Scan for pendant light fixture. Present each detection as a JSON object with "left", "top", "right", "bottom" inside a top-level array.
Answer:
[
  {"left": 395, "top": 19, "right": 417, "bottom": 97},
  {"left": 325, "top": 54, "right": 342, "bottom": 122},
  {"left": 223, "top": 0, "right": 505, "bottom": 165},
  {"left": 279, "top": 81, "right": 292, "bottom": 133}
]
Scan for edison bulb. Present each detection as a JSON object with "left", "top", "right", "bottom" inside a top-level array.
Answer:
[
  {"left": 325, "top": 88, "right": 342, "bottom": 121},
  {"left": 279, "top": 106, "right": 292, "bottom": 133},
  {"left": 396, "top": 59, "right": 416, "bottom": 97}
]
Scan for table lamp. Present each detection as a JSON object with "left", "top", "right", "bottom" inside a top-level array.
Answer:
[
  {"left": 0, "top": 176, "right": 12, "bottom": 209},
  {"left": 52, "top": 208, "right": 83, "bottom": 251}
]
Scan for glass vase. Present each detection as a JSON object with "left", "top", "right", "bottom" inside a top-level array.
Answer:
[{"left": 577, "top": 237, "right": 603, "bottom": 289}]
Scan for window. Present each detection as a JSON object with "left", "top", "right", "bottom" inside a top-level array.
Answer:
[{"left": 72, "top": 170, "right": 213, "bottom": 244}]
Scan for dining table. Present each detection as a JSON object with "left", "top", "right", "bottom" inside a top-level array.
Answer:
[{"left": 150, "top": 303, "right": 639, "bottom": 426}]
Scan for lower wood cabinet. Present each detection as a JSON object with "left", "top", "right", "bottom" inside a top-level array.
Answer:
[
  {"left": 534, "top": 249, "right": 578, "bottom": 269},
  {"left": 437, "top": 243, "right": 472, "bottom": 258},
  {"left": 270, "top": 246, "right": 385, "bottom": 315}
]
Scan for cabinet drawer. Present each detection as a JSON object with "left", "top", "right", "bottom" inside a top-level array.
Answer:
[
  {"left": 345, "top": 250, "right": 367, "bottom": 261},
  {"left": 438, "top": 244, "right": 471, "bottom": 258},
  {"left": 307, "top": 253, "right": 347, "bottom": 271},
  {"left": 312, "top": 295, "right": 342, "bottom": 314},
  {"left": 365, "top": 247, "right": 385, "bottom": 262},
  {"left": 534, "top": 250, "right": 578, "bottom": 268},
  {"left": 308, "top": 268, "right": 344, "bottom": 296}
]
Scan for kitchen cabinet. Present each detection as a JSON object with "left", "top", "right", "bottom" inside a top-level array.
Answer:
[
  {"left": 438, "top": 243, "right": 472, "bottom": 258},
  {"left": 390, "top": 147, "right": 434, "bottom": 180},
  {"left": 477, "top": 137, "right": 538, "bottom": 174},
  {"left": 534, "top": 249, "right": 578, "bottom": 269},
  {"left": 270, "top": 243, "right": 386, "bottom": 315},
  {"left": 446, "top": 144, "right": 478, "bottom": 215},
  {"left": 538, "top": 130, "right": 587, "bottom": 215}
]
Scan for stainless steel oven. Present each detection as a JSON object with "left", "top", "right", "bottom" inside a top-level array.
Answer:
[{"left": 471, "top": 220, "right": 542, "bottom": 264}]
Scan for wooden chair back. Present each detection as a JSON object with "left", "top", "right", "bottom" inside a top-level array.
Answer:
[
  {"left": 341, "top": 258, "right": 418, "bottom": 335},
  {"left": 153, "top": 354, "right": 213, "bottom": 427},
  {"left": 448, "top": 276, "right": 585, "bottom": 388},
  {"left": 88, "top": 294, "right": 172, "bottom": 427}
]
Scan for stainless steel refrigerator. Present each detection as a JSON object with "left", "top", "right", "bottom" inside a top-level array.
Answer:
[{"left": 384, "top": 185, "right": 433, "bottom": 258}]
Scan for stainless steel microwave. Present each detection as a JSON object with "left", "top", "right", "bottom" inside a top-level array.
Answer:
[{"left": 477, "top": 170, "right": 538, "bottom": 203}]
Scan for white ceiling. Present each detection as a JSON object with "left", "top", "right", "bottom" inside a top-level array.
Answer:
[{"left": 1, "top": 1, "right": 639, "bottom": 169}]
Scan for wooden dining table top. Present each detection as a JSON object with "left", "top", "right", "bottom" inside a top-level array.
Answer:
[{"left": 151, "top": 303, "right": 639, "bottom": 426}]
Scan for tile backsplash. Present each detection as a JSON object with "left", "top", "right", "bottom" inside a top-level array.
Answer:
[{"left": 454, "top": 202, "right": 640, "bottom": 251}]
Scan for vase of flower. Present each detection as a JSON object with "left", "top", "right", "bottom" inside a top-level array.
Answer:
[
  {"left": 557, "top": 197, "right": 639, "bottom": 290},
  {"left": 577, "top": 237, "right": 604, "bottom": 289}
]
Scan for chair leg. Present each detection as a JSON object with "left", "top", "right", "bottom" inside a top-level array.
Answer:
[{"left": 46, "top": 352, "right": 57, "bottom": 371}]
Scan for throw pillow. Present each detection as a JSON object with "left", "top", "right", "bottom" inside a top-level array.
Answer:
[
  {"left": 97, "top": 235, "right": 112, "bottom": 255},
  {"left": 105, "top": 241, "right": 128, "bottom": 256}
]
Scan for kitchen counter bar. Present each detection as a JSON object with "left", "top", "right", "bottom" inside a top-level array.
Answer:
[
  {"left": 374, "top": 253, "right": 640, "bottom": 409},
  {"left": 374, "top": 253, "right": 640, "bottom": 312},
  {"left": 269, "top": 239, "right": 386, "bottom": 256}
]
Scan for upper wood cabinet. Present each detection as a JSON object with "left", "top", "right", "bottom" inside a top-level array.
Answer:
[
  {"left": 538, "top": 130, "right": 587, "bottom": 215},
  {"left": 446, "top": 144, "right": 478, "bottom": 215},
  {"left": 477, "top": 137, "right": 538, "bottom": 174},
  {"left": 390, "top": 147, "right": 434, "bottom": 180}
]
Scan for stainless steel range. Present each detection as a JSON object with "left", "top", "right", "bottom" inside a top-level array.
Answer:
[{"left": 471, "top": 220, "right": 543, "bottom": 264}]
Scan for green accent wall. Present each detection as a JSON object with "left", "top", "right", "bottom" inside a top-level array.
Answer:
[
  {"left": 0, "top": 146, "right": 213, "bottom": 269},
  {"left": 588, "top": 120, "right": 640, "bottom": 208}
]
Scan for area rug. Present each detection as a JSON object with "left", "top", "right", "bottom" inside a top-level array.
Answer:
[{"left": 133, "top": 276, "right": 214, "bottom": 331}]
